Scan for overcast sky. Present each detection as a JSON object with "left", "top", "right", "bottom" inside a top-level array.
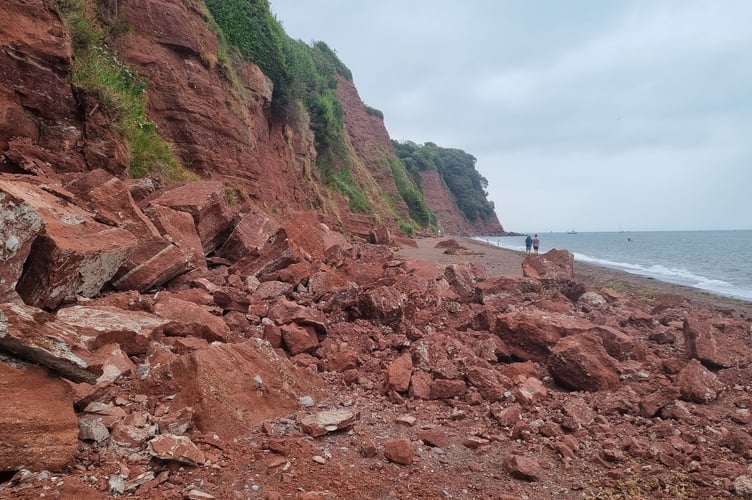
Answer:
[{"left": 270, "top": 1, "right": 751, "bottom": 233}]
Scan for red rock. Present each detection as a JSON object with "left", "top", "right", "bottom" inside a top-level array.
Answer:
[
  {"left": 212, "top": 286, "right": 251, "bottom": 313},
  {"left": 164, "top": 336, "right": 210, "bottom": 355},
  {"left": 515, "top": 377, "right": 548, "bottom": 405},
  {"left": 416, "top": 428, "right": 450, "bottom": 448},
  {"left": 409, "top": 370, "right": 433, "bottom": 399},
  {"left": 149, "top": 181, "right": 234, "bottom": 255},
  {"left": 0, "top": 362, "right": 78, "bottom": 471},
  {"left": 444, "top": 263, "right": 478, "bottom": 300},
  {"left": 383, "top": 438, "right": 414, "bottom": 465},
  {"left": 148, "top": 434, "right": 205, "bottom": 466},
  {"left": 216, "top": 204, "right": 281, "bottom": 261},
  {"left": 299, "top": 409, "right": 360, "bottom": 437},
  {"left": 154, "top": 296, "right": 230, "bottom": 342},
  {"left": 465, "top": 365, "right": 508, "bottom": 402},
  {"left": 0, "top": 303, "right": 100, "bottom": 383},
  {"left": 504, "top": 455, "right": 541, "bottom": 481},
  {"left": 385, "top": 352, "right": 413, "bottom": 392},
  {"left": 547, "top": 333, "right": 620, "bottom": 391},
  {"left": 1, "top": 179, "right": 138, "bottom": 309},
  {"left": 463, "top": 436, "right": 490, "bottom": 449},
  {"left": 145, "top": 204, "right": 206, "bottom": 269},
  {"left": 638, "top": 386, "right": 681, "bottom": 418},
  {"left": 90, "top": 343, "right": 136, "bottom": 383},
  {"left": 266, "top": 298, "right": 327, "bottom": 333},
  {"left": 492, "top": 403, "right": 522, "bottom": 427},
  {"left": 281, "top": 323, "right": 319, "bottom": 355},
  {"left": 110, "top": 411, "right": 158, "bottom": 455},
  {"left": 683, "top": 316, "right": 749, "bottom": 368},
  {"left": 494, "top": 312, "right": 594, "bottom": 363},
  {"left": 358, "top": 286, "right": 404, "bottom": 326},
  {"left": 0, "top": 181, "right": 44, "bottom": 302},
  {"left": 56, "top": 305, "right": 168, "bottom": 356},
  {"left": 110, "top": 235, "right": 192, "bottom": 292},
  {"left": 522, "top": 249, "right": 574, "bottom": 281},
  {"left": 677, "top": 359, "right": 724, "bottom": 404},
  {"left": 252, "top": 280, "right": 294, "bottom": 301},
  {"left": 144, "top": 339, "right": 319, "bottom": 438},
  {"left": 591, "top": 325, "right": 638, "bottom": 361},
  {"left": 430, "top": 378, "right": 467, "bottom": 399}
]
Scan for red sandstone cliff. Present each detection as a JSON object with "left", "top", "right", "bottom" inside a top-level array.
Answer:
[{"left": 420, "top": 170, "right": 505, "bottom": 235}]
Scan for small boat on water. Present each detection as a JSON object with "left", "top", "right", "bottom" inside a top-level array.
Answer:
[{"left": 567, "top": 230, "right": 577, "bottom": 234}]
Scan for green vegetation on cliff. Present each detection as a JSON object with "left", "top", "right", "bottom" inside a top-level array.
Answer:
[
  {"left": 393, "top": 140, "right": 496, "bottom": 223},
  {"left": 59, "top": 0, "right": 194, "bottom": 180},
  {"left": 203, "top": 0, "right": 374, "bottom": 213}
]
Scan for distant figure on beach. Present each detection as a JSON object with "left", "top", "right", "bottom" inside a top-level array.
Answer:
[
  {"left": 437, "top": 228, "right": 443, "bottom": 238},
  {"left": 532, "top": 234, "right": 540, "bottom": 254},
  {"left": 525, "top": 234, "right": 533, "bottom": 254}
]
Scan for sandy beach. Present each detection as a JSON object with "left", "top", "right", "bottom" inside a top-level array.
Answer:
[{"left": 398, "top": 237, "right": 752, "bottom": 317}]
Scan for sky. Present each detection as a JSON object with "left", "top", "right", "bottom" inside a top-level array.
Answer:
[{"left": 269, "top": 1, "right": 752, "bottom": 233}]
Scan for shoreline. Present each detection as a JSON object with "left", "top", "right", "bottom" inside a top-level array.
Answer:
[{"left": 398, "top": 237, "right": 752, "bottom": 317}]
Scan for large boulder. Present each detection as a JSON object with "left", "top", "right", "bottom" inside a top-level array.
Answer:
[
  {"left": 145, "top": 204, "right": 206, "bottom": 269},
  {"left": 148, "top": 181, "right": 234, "bottom": 255},
  {"left": 547, "top": 333, "right": 620, "bottom": 391},
  {"left": 0, "top": 362, "right": 79, "bottom": 472},
  {"left": 0, "top": 178, "right": 137, "bottom": 309},
  {"left": 494, "top": 312, "right": 595, "bottom": 363},
  {"left": 143, "top": 339, "right": 320, "bottom": 438},
  {"left": 683, "top": 316, "right": 750, "bottom": 368},
  {"left": 677, "top": 359, "right": 724, "bottom": 404},
  {"left": 216, "top": 204, "right": 280, "bottom": 261},
  {"left": 0, "top": 182, "right": 44, "bottom": 302},
  {"left": 0, "top": 303, "right": 100, "bottom": 383},
  {"left": 522, "top": 249, "right": 575, "bottom": 281},
  {"left": 55, "top": 305, "right": 169, "bottom": 356}
]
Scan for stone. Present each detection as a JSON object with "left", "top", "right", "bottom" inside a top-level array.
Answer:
[
  {"left": 78, "top": 415, "right": 110, "bottom": 443},
  {"left": 733, "top": 475, "right": 752, "bottom": 497},
  {"left": 383, "top": 438, "right": 414, "bottom": 465},
  {"left": 677, "top": 359, "right": 724, "bottom": 404},
  {"left": 56, "top": 305, "right": 168, "bottom": 356},
  {"left": 358, "top": 286, "right": 404, "bottom": 326},
  {"left": 409, "top": 370, "right": 433, "bottom": 400},
  {"left": 281, "top": 323, "right": 319, "bottom": 355},
  {"left": 504, "top": 455, "right": 541, "bottom": 481},
  {"left": 522, "top": 249, "right": 575, "bottom": 281},
  {"left": 145, "top": 204, "right": 206, "bottom": 268},
  {"left": 148, "top": 434, "right": 205, "bottom": 466},
  {"left": 430, "top": 379, "right": 467, "bottom": 399},
  {"left": 494, "top": 312, "right": 595, "bottom": 363},
  {"left": 515, "top": 377, "right": 548, "bottom": 405},
  {"left": 683, "top": 316, "right": 749, "bottom": 368},
  {"left": 110, "top": 235, "right": 192, "bottom": 292},
  {"left": 216, "top": 205, "right": 281, "bottom": 261},
  {"left": 149, "top": 181, "right": 235, "bottom": 255},
  {"left": 158, "top": 407, "right": 194, "bottom": 436},
  {"left": 0, "top": 183, "right": 44, "bottom": 302},
  {"left": 0, "top": 303, "right": 100, "bottom": 383},
  {"left": 299, "top": 409, "right": 360, "bottom": 437},
  {"left": 154, "top": 296, "right": 230, "bottom": 342},
  {"left": 465, "top": 365, "right": 507, "bottom": 402},
  {"left": 0, "top": 362, "right": 79, "bottom": 471},
  {"left": 416, "top": 428, "right": 449, "bottom": 448},
  {"left": 385, "top": 352, "right": 413, "bottom": 392},
  {"left": 547, "top": 333, "right": 620, "bottom": 391},
  {"left": 145, "top": 339, "right": 319, "bottom": 438},
  {"left": 1, "top": 179, "right": 138, "bottom": 309}
]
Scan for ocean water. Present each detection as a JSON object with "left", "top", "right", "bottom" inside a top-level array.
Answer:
[{"left": 480, "top": 230, "right": 752, "bottom": 302}]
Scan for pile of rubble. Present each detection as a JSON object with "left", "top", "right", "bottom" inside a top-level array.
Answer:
[{"left": 2, "top": 171, "right": 752, "bottom": 498}]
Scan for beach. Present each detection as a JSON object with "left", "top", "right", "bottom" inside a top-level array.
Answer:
[{"left": 398, "top": 237, "right": 752, "bottom": 317}]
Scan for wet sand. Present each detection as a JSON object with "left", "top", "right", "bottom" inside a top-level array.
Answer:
[{"left": 397, "top": 237, "right": 752, "bottom": 317}]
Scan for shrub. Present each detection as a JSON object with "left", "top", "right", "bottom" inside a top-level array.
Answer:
[{"left": 59, "top": 0, "right": 194, "bottom": 180}]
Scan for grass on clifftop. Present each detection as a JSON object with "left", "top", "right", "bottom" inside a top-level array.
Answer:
[{"left": 59, "top": 0, "right": 196, "bottom": 181}]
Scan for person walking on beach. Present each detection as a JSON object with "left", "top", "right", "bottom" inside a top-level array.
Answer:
[
  {"left": 532, "top": 234, "right": 540, "bottom": 254},
  {"left": 525, "top": 234, "right": 533, "bottom": 254}
]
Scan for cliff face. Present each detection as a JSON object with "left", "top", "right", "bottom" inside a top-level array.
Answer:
[
  {"left": 0, "top": 0, "right": 502, "bottom": 234},
  {"left": 420, "top": 170, "right": 505, "bottom": 236}
]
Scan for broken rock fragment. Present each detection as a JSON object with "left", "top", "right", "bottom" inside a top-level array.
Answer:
[{"left": 299, "top": 409, "right": 360, "bottom": 437}]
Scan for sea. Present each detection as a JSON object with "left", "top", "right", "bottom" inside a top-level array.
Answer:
[{"left": 478, "top": 230, "right": 752, "bottom": 302}]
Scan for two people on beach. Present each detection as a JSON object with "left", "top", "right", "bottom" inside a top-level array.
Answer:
[{"left": 525, "top": 234, "right": 540, "bottom": 254}]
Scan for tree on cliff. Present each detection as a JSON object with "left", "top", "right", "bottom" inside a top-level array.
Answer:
[{"left": 392, "top": 141, "right": 496, "bottom": 223}]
